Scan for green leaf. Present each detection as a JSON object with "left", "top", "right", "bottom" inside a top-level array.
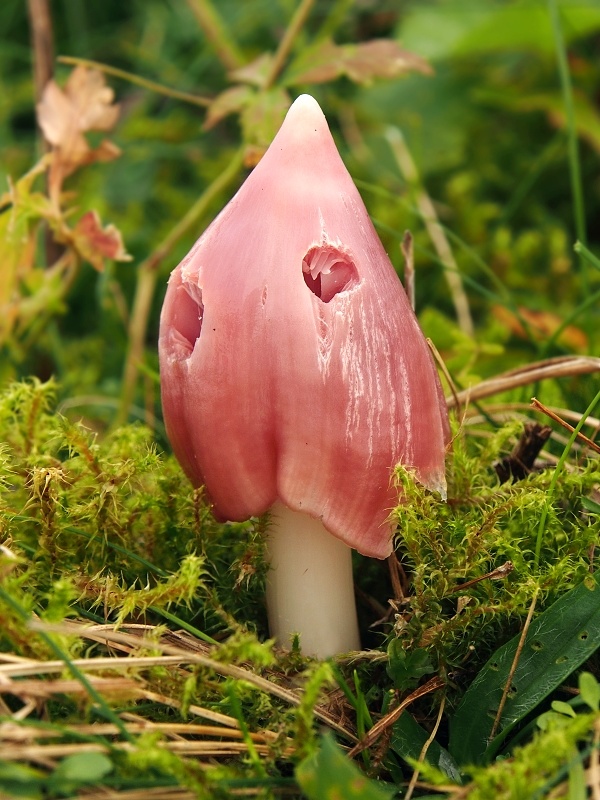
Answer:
[
  {"left": 578, "top": 672, "right": 600, "bottom": 712},
  {"left": 551, "top": 700, "right": 576, "bottom": 718},
  {"left": 0, "top": 761, "right": 44, "bottom": 799},
  {"left": 49, "top": 752, "right": 113, "bottom": 791},
  {"left": 581, "top": 496, "right": 600, "bottom": 515},
  {"left": 389, "top": 712, "right": 463, "bottom": 784},
  {"left": 296, "top": 733, "right": 395, "bottom": 800},
  {"left": 387, "top": 640, "right": 434, "bottom": 691},
  {"left": 449, "top": 574, "right": 600, "bottom": 765}
]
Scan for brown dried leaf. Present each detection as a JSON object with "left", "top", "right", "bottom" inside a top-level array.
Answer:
[
  {"left": 64, "top": 66, "right": 119, "bottom": 132},
  {"left": 288, "top": 39, "right": 432, "bottom": 87},
  {"left": 493, "top": 305, "right": 588, "bottom": 351},
  {"left": 37, "top": 66, "right": 120, "bottom": 190},
  {"left": 71, "top": 210, "right": 131, "bottom": 272}
]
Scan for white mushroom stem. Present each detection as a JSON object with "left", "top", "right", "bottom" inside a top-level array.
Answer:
[{"left": 265, "top": 500, "right": 361, "bottom": 658}]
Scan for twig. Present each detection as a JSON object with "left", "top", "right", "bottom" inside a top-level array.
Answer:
[
  {"left": 27, "top": 0, "right": 54, "bottom": 107},
  {"left": 387, "top": 553, "right": 405, "bottom": 602},
  {"left": 347, "top": 675, "right": 444, "bottom": 757},
  {"left": 405, "top": 694, "right": 446, "bottom": 800},
  {"left": 428, "top": 338, "right": 461, "bottom": 413},
  {"left": 401, "top": 230, "right": 415, "bottom": 311},
  {"left": 548, "top": 0, "right": 587, "bottom": 281},
  {"left": 185, "top": 0, "right": 244, "bottom": 71},
  {"left": 58, "top": 56, "right": 211, "bottom": 108},
  {"left": 265, "top": 0, "right": 316, "bottom": 88},
  {"left": 386, "top": 126, "right": 473, "bottom": 336},
  {"left": 117, "top": 147, "right": 245, "bottom": 427},
  {"left": 489, "top": 589, "right": 538, "bottom": 742},
  {"left": 445, "top": 561, "right": 514, "bottom": 595},
  {"left": 447, "top": 356, "right": 600, "bottom": 409},
  {"left": 531, "top": 397, "right": 600, "bottom": 454}
]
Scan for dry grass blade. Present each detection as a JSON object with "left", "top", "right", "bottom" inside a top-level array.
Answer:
[
  {"left": 489, "top": 589, "right": 539, "bottom": 742},
  {"left": 347, "top": 675, "right": 444, "bottom": 758},
  {"left": 447, "top": 356, "right": 600, "bottom": 409},
  {"left": 25, "top": 619, "right": 357, "bottom": 742},
  {"left": 404, "top": 694, "right": 446, "bottom": 800}
]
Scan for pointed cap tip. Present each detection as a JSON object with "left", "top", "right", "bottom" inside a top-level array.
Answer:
[{"left": 285, "top": 93, "right": 327, "bottom": 127}]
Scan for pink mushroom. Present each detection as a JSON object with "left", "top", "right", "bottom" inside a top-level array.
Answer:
[{"left": 159, "top": 94, "right": 449, "bottom": 658}]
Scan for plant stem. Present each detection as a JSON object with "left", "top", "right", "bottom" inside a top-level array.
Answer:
[
  {"left": 58, "top": 56, "right": 211, "bottom": 108},
  {"left": 548, "top": 0, "right": 588, "bottom": 289},
  {"left": 186, "top": 0, "right": 245, "bottom": 71},
  {"left": 27, "top": 0, "right": 54, "bottom": 106},
  {"left": 265, "top": 501, "right": 360, "bottom": 658},
  {"left": 265, "top": 0, "right": 316, "bottom": 89},
  {"left": 386, "top": 126, "right": 474, "bottom": 337},
  {"left": 116, "top": 147, "right": 245, "bottom": 427}
]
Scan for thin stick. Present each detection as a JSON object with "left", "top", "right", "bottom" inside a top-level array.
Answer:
[
  {"left": 531, "top": 397, "right": 600, "bottom": 454},
  {"left": 117, "top": 147, "right": 245, "bottom": 426},
  {"left": 387, "top": 554, "right": 405, "bottom": 602},
  {"left": 404, "top": 694, "right": 446, "bottom": 800},
  {"left": 448, "top": 356, "right": 600, "bottom": 409},
  {"left": 185, "top": 0, "right": 244, "bottom": 70},
  {"left": 58, "top": 56, "right": 211, "bottom": 108},
  {"left": 386, "top": 126, "right": 473, "bottom": 336},
  {"left": 489, "top": 589, "right": 538, "bottom": 742},
  {"left": 265, "top": 0, "right": 316, "bottom": 88},
  {"left": 347, "top": 675, "right": 444, "bottom": 757},
  {"left": 401, "top": 230, "right": 415, "bottom": 311},
  {"left": 548, "top": 0, "right": 587, "bottom": 281},
  {"left": 27, "top": 0, "right": 54, "bottom": 106},
  {"left": 445, "top": 561, "right": 514, "bottom": 595}
]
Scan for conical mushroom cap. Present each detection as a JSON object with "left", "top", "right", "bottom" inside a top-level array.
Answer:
[{"left": 159, "top": 94, "right": 449, "bottom": 558}]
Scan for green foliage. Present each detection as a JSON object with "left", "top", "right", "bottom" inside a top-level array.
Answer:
[
  {"left": 449, "top": 574, "right": 600, "bottom": 764},
  {"left": 0, "top": 378, "right": 266, "bottom": 642},
  {"left": 387, "top": 640, "right": 434, "bottom": 692},
  {"left": 297, "top": 732, "right": 395, "bottom": 800},
  {"left": 390, "top": 438, "right": 600, "bottom": 672}
]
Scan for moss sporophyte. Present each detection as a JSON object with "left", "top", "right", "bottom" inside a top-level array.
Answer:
[{"left": 159, "top": 95, "right": 449, "bottom": 658}]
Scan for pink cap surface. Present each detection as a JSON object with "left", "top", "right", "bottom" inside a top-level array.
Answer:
[{"left": 159, "top": 94, "right": 449, "bottom": 558}]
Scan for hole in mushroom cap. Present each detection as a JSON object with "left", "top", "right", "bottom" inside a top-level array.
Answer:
[
  {"left": 171, "top": 281, "right": 204, "bottom": 357},
  {"left": 302, "top": 245, "right": 358, "bottom": 302}
]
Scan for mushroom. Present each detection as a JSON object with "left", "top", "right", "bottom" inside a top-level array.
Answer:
[{"left": 159, "top": 95, "right": 449, "bottom": 658}]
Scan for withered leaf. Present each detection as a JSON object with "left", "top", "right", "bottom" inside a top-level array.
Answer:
[
  {"left": 288, "top": 39, "right": 433, "bottom": 87},
  {"left": 37, "top": 66, "right": 120, "bottom": 188},
  {"left": 71, "top": 210, "right": 131, "bottom": 272},
  {"left": 492, "top": 305, "right": 588, "bottom": 352}
]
